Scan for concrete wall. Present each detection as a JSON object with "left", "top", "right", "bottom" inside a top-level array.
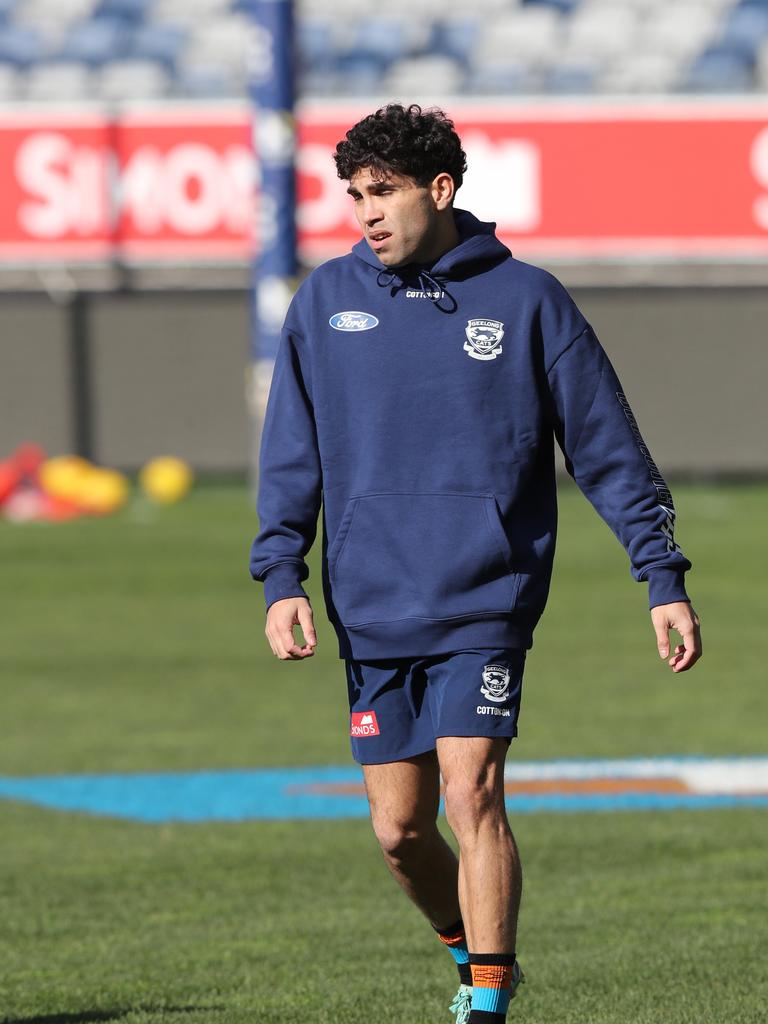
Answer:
[
  {"left": 1, "top": 291, "right": 251, "bottom": 472},
  {"left": 1, "top": 298, "right": 73, "bottom": 461},
  {"left": 572, "top": 287, "right": 766, "bottom": 476},
  {"left": 1, "top": 286, "right": 765, "bottom": 474}
]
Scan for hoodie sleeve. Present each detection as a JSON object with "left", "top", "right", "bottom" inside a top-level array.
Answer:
[
  {"left": 546, "top": 324, "right": 692, "bottom": 608},
  {"left": 249, "top": 322, "right": 322, "bottom": 610}
]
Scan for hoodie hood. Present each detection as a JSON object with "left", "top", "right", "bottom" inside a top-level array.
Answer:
[{"left": 351, "top": 208, "right": 511, "bottom": 283}]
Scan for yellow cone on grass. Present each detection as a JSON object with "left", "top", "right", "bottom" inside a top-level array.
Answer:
[
  {"left": 39, "top": 456, "right": 130, "bottom": 516},
  {"left": 139, "top": 457, "right": 194, "bottom": 504},
  {"left": 78, "top": 467, "right": 130, "bottom": 515},
  {"left": 39, "top": 455, "right": 92, "bottom": 503}
]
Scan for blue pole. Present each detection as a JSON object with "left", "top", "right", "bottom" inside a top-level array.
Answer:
[{"left": 247, "top": 0, "right": 297, "bottom": 488}]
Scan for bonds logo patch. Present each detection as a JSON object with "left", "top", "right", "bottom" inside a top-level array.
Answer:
[
  {"left": 480, "top": 664, "right": 511, "bottom": 703},
  {"left": 350, "top": 711, "right": 380, "bottom": 737},
  {"left": 464, "top": 318, "right": 504, "bottom": 361},
  {"left": 329, "top": 311, "right": 379, "bottom": 332}
]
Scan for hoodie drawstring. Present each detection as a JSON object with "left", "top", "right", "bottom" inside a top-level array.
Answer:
[
  {"left": 376, "top": 268, "right": 397, "bottom": 290},
  {"left": 417, "top": 270, "right": 457, "bottom": 313}
]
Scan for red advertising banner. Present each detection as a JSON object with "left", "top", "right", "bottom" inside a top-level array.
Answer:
[
  {"left": 0, "top": 107, "right": 253, "bottom": 262},
  {"left": 0, "top": 101, "right": 767, "bottom": 263},
  {"left": 0, "top": 110, "right": 113, "bottom": 261},
  {"left": 300, "top": 102, "right": 768, "bottom": 259}
]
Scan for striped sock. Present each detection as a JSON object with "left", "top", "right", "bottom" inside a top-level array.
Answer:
[
  {"left": 467, "top": 953, "right": 517, "bottom": 1022},
  {"left": 434, "top": 919, "right": 472, "bottom": 987}
]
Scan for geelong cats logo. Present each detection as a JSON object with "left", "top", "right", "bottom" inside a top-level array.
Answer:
[
  {"left": 480, "top": 663, "right": 511, "bottom": 703},
  {"left": 464, "top": 318, "right": 504, "bottom": 360}
]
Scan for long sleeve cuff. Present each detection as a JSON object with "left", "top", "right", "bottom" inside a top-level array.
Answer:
[
  {"left": 262, "top": 563, "right": 310, "bottom": 611},
  {"left": 647, "top": 567, "right": 690, "bottom": 609}
]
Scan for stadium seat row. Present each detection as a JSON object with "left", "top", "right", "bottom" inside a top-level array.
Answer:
[{"left": 0, "top": 0, "right": 764, "bottom": 99}]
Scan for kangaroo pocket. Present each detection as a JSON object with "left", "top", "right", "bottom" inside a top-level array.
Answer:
[{"left": 328, "top": 492, "right": 519, "bottom": 627}]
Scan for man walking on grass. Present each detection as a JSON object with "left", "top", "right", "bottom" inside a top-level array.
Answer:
[{"left": 250, "top": 103, "right": 701, "bottom": 1023}]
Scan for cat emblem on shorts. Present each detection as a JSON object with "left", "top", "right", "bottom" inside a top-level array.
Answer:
[{"left": 480, "top": 663, "right": 511, "bottom": 703}]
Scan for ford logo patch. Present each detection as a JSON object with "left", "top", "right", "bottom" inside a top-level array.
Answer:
[{"left": 329, "top": 311, "right": 379, "bottom": 332}]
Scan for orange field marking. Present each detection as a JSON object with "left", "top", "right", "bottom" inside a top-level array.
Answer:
[{"left": 504, "top": 778, "right": 690, "bottom": 795}]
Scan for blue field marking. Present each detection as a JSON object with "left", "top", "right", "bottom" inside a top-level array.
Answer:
[
  {"left": 0, "top": 758, "right": 766, "bottom": 823},
  {"left": 0, "top": 767, "right": 367, "bottom": 822}
]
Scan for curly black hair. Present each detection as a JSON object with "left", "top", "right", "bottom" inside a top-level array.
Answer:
[{"left": 334, "top": 103, "right": 467, "bottom": 191}]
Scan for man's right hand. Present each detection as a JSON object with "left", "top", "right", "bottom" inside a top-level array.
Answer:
[{"left": 265, "top": 597, "right": 317, "bottom": 660}]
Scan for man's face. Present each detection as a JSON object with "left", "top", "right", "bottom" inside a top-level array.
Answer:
[{"left": 347, "top": 167, "right": 443, "bottom": 268}]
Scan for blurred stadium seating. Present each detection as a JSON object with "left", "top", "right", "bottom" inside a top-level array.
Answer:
[{"left": 0, "top": 0, "right": 763, "bottom": 101}]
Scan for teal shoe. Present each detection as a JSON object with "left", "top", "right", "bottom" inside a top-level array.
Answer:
[
  {"left": 510, "top": 960, "right": 525, "bottom": 998},
  {"left": 450, "top": 962, "right": 525, "bottom": 1020},
  {"left": 449, "top": 983, "right": 472, "bottom": 1023}
]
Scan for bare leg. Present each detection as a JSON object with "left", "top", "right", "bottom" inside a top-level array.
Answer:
[
  {"left": 438, "top": 737, "right": 521, "bottom": 951},
  {"left": 363, "top": 751, "right": 461, "bottom": 928}
]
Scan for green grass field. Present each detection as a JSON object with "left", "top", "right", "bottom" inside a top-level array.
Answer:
[{"left": 1, "top": 482, "right": 766, "bottom": 1024}]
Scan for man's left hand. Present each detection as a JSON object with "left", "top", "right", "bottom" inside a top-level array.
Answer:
[{"left": 651, "top": 602, "right": 702, "bottom": 673}]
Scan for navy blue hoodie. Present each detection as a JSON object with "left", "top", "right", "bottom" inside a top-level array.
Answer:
[{"left": 250, "top": 210, "right": 691, "bottom": 660}]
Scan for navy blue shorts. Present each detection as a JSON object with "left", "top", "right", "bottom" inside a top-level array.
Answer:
[{"left": 345, "top": 648, "right": 525, "bottom": 765}]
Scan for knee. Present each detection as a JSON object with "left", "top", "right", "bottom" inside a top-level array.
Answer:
[
  {"left": 444, "top": 772, "right": 505, "bottom": 842},
  {"left": 370, "top": 813, "right": 436, "bottom": 866}
]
